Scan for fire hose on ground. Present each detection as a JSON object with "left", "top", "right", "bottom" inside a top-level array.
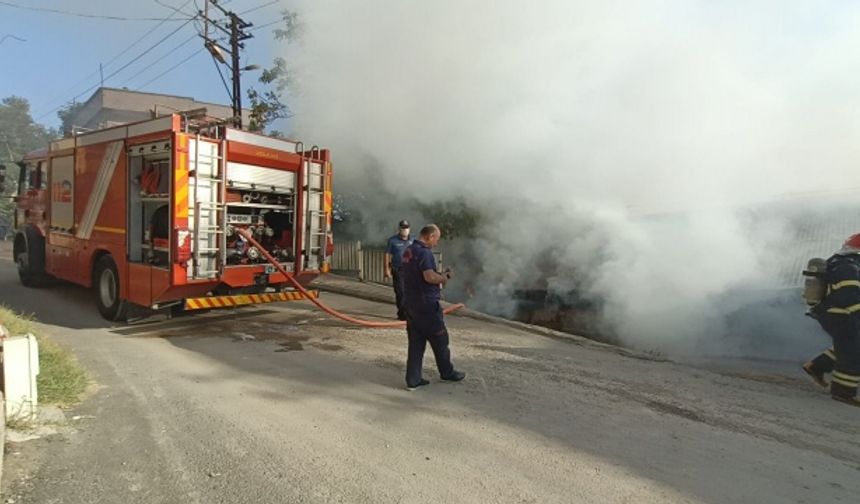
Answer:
[{"left": 235, "top": 229, "right": 465, "bottom": 328}]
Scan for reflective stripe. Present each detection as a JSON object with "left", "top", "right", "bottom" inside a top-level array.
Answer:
[
  {"left": 832, "top": 375, "right": 858, "bottom": 388},
  {"left": 830, "top": 280, "right": 860, "bottom": 290},
  {"left": 824, "top": 348, "right": 837, "bottom": 360},
  {"left": 183, "top": 290, "right": 319, "bottom": 310},
  {"left": 825, "top": 303, "right": 860, "bottom": 314},
  {"left": 92, "top": 226, "right": 126, "bottom": 235},
  {"left": 833, "top": 371, "right": 860, "bottom": 384}
]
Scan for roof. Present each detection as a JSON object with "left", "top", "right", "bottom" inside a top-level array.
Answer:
[
  {"left": 72, "top": 87, "right": 248, "bottom": 131},
  {"left": 81, "top": 87, "right": 240, "bottom": 114}
]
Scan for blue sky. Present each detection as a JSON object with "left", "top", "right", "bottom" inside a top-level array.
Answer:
[{"left": 0, "top": 0, "right": 287, "bottom": 129}]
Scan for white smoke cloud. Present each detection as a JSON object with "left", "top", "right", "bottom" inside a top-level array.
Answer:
[{"left": 279, "top": 0, "right": 860, "bottom": 355}]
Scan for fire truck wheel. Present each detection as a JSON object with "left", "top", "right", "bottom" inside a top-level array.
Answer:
[
  {"left": 94, "top": 255, "right": 127, "bottom": 321},
  {"left": 15, "top": 230, "right": 46, "bottom": 287},
  {"left": 16, "top": 251, "right": 35, "bottom": 287}
]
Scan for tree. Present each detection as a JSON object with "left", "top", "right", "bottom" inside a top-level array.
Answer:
[
  {"left": 0, "top": 96, "right": 57, "bottom": 237},
  {"left": 245, "top": 10, "right": 302, "bottom": 133},
  {"left": 417, "top": 198, "right": 483, "bottom": 239},
  {"left": 57, "top": 101, "right": 85, "bottom": 137}
]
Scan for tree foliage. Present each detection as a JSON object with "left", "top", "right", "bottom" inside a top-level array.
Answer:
[
  {"left": 0, "top": 96, "right": 57, "bottom": 236},
  {"left": 417, "top": 198, "right": 483, "bottom": 239},
  {"left": 0, "top": 96, "right": 55, "bottom": 160},
  {"left": 246, "top": 10, "right": 302, "bottom": 133},
  {"left": 57, "top": 101, "right": 85, "bottom": 138}
]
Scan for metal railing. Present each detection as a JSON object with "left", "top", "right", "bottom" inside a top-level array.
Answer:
[{"left": 330, "top": 240, "right": 441, "bottom": 285}]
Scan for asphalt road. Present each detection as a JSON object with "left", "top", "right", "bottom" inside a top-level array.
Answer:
[{"left": 1, "top": 243, "right": 859, "bottom": 503}]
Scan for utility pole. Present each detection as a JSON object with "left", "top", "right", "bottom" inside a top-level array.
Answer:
[
  {"left": 230, "top": 13, "right": 243, "bottom": 129},
  {"left": 200, "top": 0, "right": 253, "bottom": 129}
]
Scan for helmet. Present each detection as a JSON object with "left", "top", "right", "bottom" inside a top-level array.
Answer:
[
  {"left": 398, "top": 219, "right": 410, "bottom": 229},
  {"left": 838, "top": 233, "right": 860, "bottom": 254}
]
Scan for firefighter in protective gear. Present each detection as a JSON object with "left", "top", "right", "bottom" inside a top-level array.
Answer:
[{"left": 803, "top": 233, "right": 860, "bottom": 407}]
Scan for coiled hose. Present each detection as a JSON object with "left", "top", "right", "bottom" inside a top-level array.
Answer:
[{"left": 236, "top": 228, "right": 464, "bottom": 327}]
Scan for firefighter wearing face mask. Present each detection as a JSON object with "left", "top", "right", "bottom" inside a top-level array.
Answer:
[
  {"left": 384, "top": 219, "right": 413, "bottom": 321},
  {"left": 802, "top": 233, "right": 860, "bottom": 407}
]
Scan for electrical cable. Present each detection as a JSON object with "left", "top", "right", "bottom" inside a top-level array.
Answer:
[
  {"left": 236, "top": 228, "right": 465, "bottom": 328},
  {"left": 211, "top": 55, "right": 234, "bottom": 102},
  {"left": 135, "top": 47, "right": 205, "bottom": 90},
  {"left": 119, "top": 31, "right": 200, "bottom": 87},
  {"left": 32, "top": 0, "right": 194, "bottom": 114},
  {"left": 0, "top": 34, "right": 25, "bottom": 44},
  {"left": 250, "top": 18, "right": 283, "bottom": 32},
  {"left": 239, "top": 0, "right": 280, "bottom": 16},
  {"left": 0, "top": 0, "right": 193, "bottom": 21},
  {"left": 36, "top": 16, "right": 198, "bottom": 120},
  {"left": 153, "top": 0, "right": 196, "bottom": 18}
]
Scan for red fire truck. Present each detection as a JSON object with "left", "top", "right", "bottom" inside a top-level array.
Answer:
[{"left": 3, "top": 112, "right": 333, "bottom": 320}]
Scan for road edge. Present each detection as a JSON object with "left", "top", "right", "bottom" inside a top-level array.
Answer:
[{"left": 312, "top": 276, "right": 665, "bottom": 362}]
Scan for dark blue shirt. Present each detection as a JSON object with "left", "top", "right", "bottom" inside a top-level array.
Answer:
[
  {"left": 402, "top": 240, "right": 440, "bottom": 307},
  {"left": 385, "top": 234, "right": 413, "bottom": 269}
]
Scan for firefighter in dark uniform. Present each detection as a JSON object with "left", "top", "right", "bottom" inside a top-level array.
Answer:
[
  {"left": 802, "top": 233, "right": 860, "bottom": 407},
  {"left": 401, "top": 224, "right": 466, "bottom": 390},
  {"left": 384, "top": 219, "right": 413, "bottom": 320}
]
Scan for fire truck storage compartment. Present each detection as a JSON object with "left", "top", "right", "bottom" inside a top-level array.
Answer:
[
  {"left": 224, "top": 161, "right": 297, "bottom": 270},
  {"left": 127, "top": 140, "right": 172, "bottom": 267}
]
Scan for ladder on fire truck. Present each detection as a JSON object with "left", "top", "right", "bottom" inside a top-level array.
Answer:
[
  {"left": 189, "top": 135, "right": 226, "bottom": 279},
  {"left": 304, "top": 147, "right": 327, "bottom": 270}
]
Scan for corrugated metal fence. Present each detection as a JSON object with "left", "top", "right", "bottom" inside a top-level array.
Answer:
[
  {"left": 330, "top": 240, "right": 442, "bottom": 285},
  {"left": 331, "top": 241, "right": 363, "bottom": 272}
]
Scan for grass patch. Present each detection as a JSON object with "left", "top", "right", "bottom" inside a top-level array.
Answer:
[
  {"left": 0, "top": 304, "right": 35, "bottom": 336},
  {"left": 36, "top": 337, "right": 89, "bottom": 406},
  {"left": 1, "top": 305, "right": 89, "bottom": 407}
]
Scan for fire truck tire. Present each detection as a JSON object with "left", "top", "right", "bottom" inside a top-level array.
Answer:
[
  {"left": 93, "top": 255, "right": 127, "bottom": 321},
  {"left": 14, "top": 230, "right": 47, "bottom": 287}
]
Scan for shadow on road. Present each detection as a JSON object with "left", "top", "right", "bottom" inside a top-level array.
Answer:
[
  {"left": 0, "top": 271, "right": 113, "bottom": 330},
  {"left": 155, "top": 301, "right": 860, "bottom": 504}
]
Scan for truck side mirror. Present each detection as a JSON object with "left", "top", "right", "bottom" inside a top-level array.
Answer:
[{"left": 0, "top": 164, "right": 6, "bottom": 193}]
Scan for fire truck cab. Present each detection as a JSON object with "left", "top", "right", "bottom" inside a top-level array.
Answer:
[{"left": 10, "top": 113, "right": 333, "bottom": 320}]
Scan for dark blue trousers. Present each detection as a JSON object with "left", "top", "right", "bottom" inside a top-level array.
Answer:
[
  {"left": 818, "top": 315, "right": 860, "bottom": 398},
  {"left": 392, "top": 268, "right": 406, "bottom": 320},
  {"left": 405, "top": 302, "right": 455, "bottom": 386}
]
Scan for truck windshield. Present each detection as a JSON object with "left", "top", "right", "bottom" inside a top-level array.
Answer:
[{"left": 17, "top": 161, "right": 41, "bottom": 195}]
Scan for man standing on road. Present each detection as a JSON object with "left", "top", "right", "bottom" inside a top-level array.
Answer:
[
  {"left": 401, "top": 224, "right": 466, "bottom": 390},
  {"left": 384, "top": 219, "right": 413, "bottom": 320},
  {"left": 803, "top": 233, "right": 860, "bottom": 407}
]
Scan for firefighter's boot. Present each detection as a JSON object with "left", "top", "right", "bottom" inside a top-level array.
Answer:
[
  {"left": 830, "top": 370, "right": 860, "bottom": 407},
  {"left": 803, "top": 349, "right": 836, "bottom": 388},
  {"left": 803, "top": 362, "right": 828, "bottom": 388}
]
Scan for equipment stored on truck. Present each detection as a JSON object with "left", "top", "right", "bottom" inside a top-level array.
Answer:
[{"left": 6, "top": 111, "right": 333, "bottom": 320}]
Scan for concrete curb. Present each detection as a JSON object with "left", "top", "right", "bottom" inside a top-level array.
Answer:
[{"left": 312, "top": 276, "right": 663, "bottom": 362}]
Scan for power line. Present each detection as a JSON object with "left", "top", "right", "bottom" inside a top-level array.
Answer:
[
  {"left": 35, "top": 16, "right": 199, "bottom": 120},
  {"left": 250, "top": 18, "right": 283, "bottom": 32},
  {"left": 239, "top": 0, "right": 280, "bottom": 16},
  {"left": 0, "top": 0, "right": 194, "bottom": 21},
  {"left": 136, "top": 47, "right": 205, "bottom": 90},
  {"left": 119, "top": 31, "right": 201, "bottom": 88},
  {"left": 211, "top": 54, "right": 233, "bottom": 102},
  {"left": 33, "top": 0, "right": 194, "bottom": 114},
  {"left": 153, "top": 0, "right": 196, "bottom": 18},
  {"left": 0, "top": 34, "right": 25, "bottom": 44}
]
